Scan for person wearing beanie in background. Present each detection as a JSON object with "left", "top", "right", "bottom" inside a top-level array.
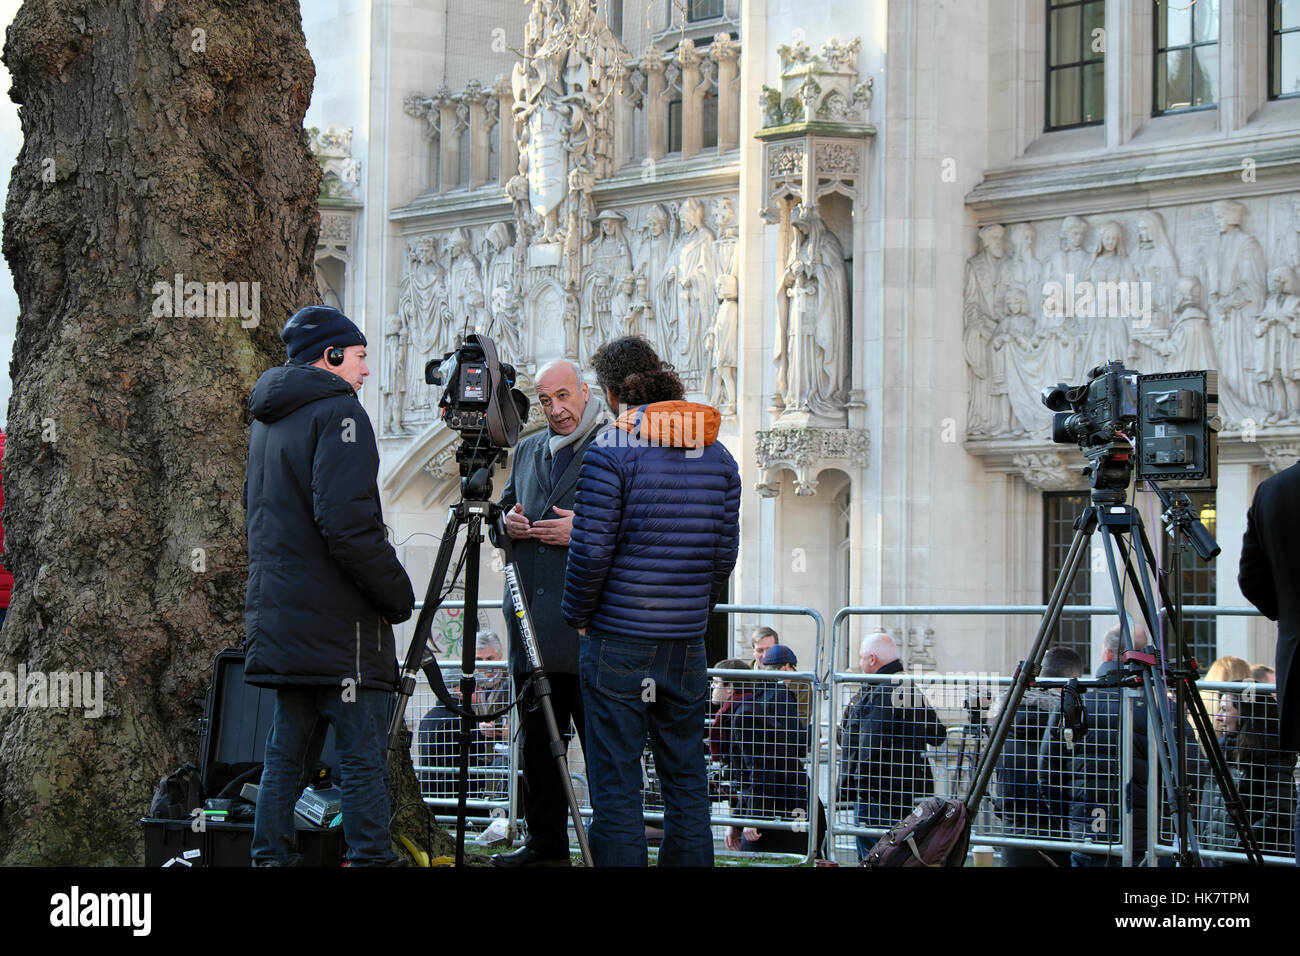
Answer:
[
  {"left": 562, "top": 335, "right": 741, "bottom": 867},
  {"left": 243, "top": 305, "right": 415, "bottom": 866}
]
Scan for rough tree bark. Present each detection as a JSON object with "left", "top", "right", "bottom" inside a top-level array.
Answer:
[{"left": 0, "top": 0, "right": 322, "bottom": 865}]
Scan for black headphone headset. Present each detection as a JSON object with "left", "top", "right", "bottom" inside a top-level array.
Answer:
[{"left": 326, "top": 346, "right": 345, "bottom": 367}]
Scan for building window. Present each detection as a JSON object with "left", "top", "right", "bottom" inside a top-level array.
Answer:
[
  {"left": 1154, "top": 0, "right": 1219, "bottom": 114},
  {"left": 688, "top": 0, "right": 724, "bottom": 21},
  {"left": 605, "top": 0, "right": 623, "bottom": 41},
  {"left": 1161, "top": 490, "right": 1217, "bottom": 670},
  {"left": 1046, "top": 0, "right": 1105, "bottom": 130},
  {"left": 1043, "top": 493, "right": 1093, "bottom": 663},
  {"left": 1271, "top": 0, "right": 1300, "bottom": 99}
]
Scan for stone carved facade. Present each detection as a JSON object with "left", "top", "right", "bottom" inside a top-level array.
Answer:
[
  {"left": 962, "top": 196, "right": 1300, "bottom": 439},
  {"left": 310, "top": 127, "right": 362, "bottom": 201},
  {"left": 388, "top": 2, "right": 746, "bottom": 436},
  {"left": 384, "top": 194, "right": 740, "bottom": 434},
  {"left": 753, "top": 34, "right": 871, "bottom": 486},
  {"left": 755, "top": 427, "right": 869, "bottom": 496}
]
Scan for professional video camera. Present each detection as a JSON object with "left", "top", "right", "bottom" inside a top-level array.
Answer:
[
  {"left": 1041, "top": 360, "right": 1219, "bottom": 499},
  {"left": 425, "top": 332, "right": 529, "bottom": 476}
]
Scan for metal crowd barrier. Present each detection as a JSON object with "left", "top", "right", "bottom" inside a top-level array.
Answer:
[
  {"left": 408, "top": 602, "right": 825, "bottom": 864},
  {"left": 405, "top": 600, "right": 1287, "bottom": 866},
  {"left": 825, "top": 604, "right": 1285, "bottom": 866}
]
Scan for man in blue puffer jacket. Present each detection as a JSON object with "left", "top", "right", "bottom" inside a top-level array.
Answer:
[{"left": 562, "top": 336, "right": 741, "bottom": 866}]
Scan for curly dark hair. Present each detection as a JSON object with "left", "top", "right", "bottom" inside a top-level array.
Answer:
[{"left": 590, "top": 335, "right": 684, "bottom": 407}]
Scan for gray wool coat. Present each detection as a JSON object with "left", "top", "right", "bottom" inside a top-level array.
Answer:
[{"left": 498, "top": 426, "right": 601, "bottom": 677}]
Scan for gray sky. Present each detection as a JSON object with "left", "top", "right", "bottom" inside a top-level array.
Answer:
[{"left": 0, "top": 0, "right": 22, "bottom": 431}]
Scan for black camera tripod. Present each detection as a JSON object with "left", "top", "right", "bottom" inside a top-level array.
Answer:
[
  {"left": 386, "top": 452, "right": 593, "bottom": 867},
  {"left": 964, "top": 480, "right": 1263, "bottom": 866}
]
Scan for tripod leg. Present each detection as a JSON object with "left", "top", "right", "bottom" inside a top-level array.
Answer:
[
  {"left": 1098, "top": 522, "right": 1196, "bottom": 863},
  {"left": 1133, "top": 511, "right": 1264, "bottom": 865},
  {"left": 966, "top": 511, "right": 1094, "bottom": 813},
  {"left": 493, "top": 513, "right": 595, "bottom": 867},
  {"left": 388, "top": 505, "right": 463, "bottom": 758}
]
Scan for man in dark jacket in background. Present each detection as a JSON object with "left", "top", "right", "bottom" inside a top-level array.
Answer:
[
  {"left": 838, "top": 631, "right": 947, "bottom": 860},
  {"left": 491, "top": 358, "right": 607, "bottom": 867},
  {"left": 244, "top": 305, "right": 415, "bottom": 866},
  {"left": 1239, "top": 458, "right": 1300, "bottom": 862},
  {"left": 992, "top": 647, "right": 1083, "bottom": 866},
  {"left": 562, "top": 336, "right": 740, "bottom": 867},
  {"left": 721, "top": 645, "right": 811, "bottom": 856},
  {"left": 1037, "top": 623, "right": 1201, "bottom": 866}
]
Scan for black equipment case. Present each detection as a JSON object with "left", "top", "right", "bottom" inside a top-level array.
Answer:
[{"left": 141, "top": 647, "right": 346, "bottom": 867}]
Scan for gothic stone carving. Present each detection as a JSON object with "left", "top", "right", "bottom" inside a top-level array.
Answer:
[
  {"left": 310, "top": 126, "right": 362, "bottom": 201},
  {"left": 385, "top": 195, "right": 740, "bottom": 434},
  {"left": 963, "top": 196, "right": 1300, "bottom": 441},
  {"left": 755, "top": 427, "right": 869, "bottom": 497},
  {"left": 1011, "top": 452, "right": 1082, "bottom": 492}
]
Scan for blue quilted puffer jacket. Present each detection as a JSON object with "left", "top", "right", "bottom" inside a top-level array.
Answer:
[{"left": 561, "top": 401, "right": 741, "bottom": 640}]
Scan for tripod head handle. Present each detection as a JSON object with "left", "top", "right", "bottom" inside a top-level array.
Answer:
[{"left": 1148, "top": 480, "right": 1220, "bottom": 561}]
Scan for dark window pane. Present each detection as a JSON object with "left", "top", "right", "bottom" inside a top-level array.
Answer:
[
  {"left": 668, "top": 97, "right": 683, "bottom": 153},
  {"left": 607, "top": 0, "right": 623, "bottom": 40},
  {"left": 1165, "top": 2, "right": 1192, "bottom": 48},
  {"left": 1045, "top": 494, "right": 1093, "bottom": 664},
  {"left": 688, "top": 0, "right": 723, "bottom": 21},
  {"left": 1194, "top": 45, "right": 1219, "bottom": 106},
  {"left": 1083, "top": 1, "right": 1105, "bottom": 60},
  {"left": 1159, "top": 50, "right": 1193, "bottom": 110},
  {"left": 702, "top": 90, "right": 718, "bottom": 148},
  {"left": 1163, "top": 491, "right": 1217, "bottom": 667},
  {"left": 1194, "top": 0, "right": 1220, "bottom": 43},
  {"left": 1051, "top": 65, "right": 1082, "bottom": 127},
  {"left": 1051, "top": 6, "right": 1082, "bottom": 65},
  {"left": 1281, "top": 33, "right": 1300, "bottom": 97},
  {"left": 1282, "top": 0, "right": 1300, "bottom": 31},
  {"left": 1083, "top": 62, "right": 1105, "bottom": 123}
]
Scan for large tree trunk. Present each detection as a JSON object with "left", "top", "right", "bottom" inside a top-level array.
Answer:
[{"left": 0, "top": 0, "right": 322, "bottom": 865}]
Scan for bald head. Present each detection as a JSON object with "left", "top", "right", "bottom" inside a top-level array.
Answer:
[
  {"left": 859, "top": 632, "right": 900, "bottom": 674},
  {"left": 535, "top": 359, "right": 589, "bottom": 435}
]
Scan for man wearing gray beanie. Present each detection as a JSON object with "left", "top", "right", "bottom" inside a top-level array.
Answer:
[{"left": 244, "top": 304, "right": 415, "bottom": 866}]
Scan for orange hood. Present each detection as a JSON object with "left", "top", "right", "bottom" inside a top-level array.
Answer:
[{"left": 614, "top": 401, "right": 721, "bottom": 449}]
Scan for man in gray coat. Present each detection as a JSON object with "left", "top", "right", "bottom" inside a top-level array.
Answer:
[{"left": 492, "top": 359, "right": 608, "bottom": 866}]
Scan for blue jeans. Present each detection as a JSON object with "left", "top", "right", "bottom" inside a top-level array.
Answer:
[
  {"left": 580, "top": 631, "right": 713, "bottom": 867},
  {"left": 252, "top": 685, "right": 395, "bottom": 865}
]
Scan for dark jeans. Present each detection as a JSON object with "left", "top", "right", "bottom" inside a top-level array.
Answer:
[
  {"left": 252, "top": 684, "right": 395, "bottom": 866},
  {"left": 580, "top": 631, "right": 712, "bottom": 867},
  {"left": 518, "top": 671, "right": 586, "bottom": 856}
]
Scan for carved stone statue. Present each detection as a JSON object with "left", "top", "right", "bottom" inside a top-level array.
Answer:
[
  {"left": 706, "top": 270, "right": 739, "bottom": 416},
  {"left": 1254, "top": 265, "right": 1300, "bottom": 423},
  {"left": 382, "top": 313, "right": 407, "bottom": 434},
  {"left": 642, "top": 203, "right": 678, "bottom": 361},
  {"left": 994, "top": 286, "right": 1042, "bottom": 437},
  {"left": 712, "top": 195, "right": 739, "bottom": 276},
  {"left": 1002, "top": 223, "right": 1040, "bottom": 320},
  {"left": 1082, "top": 220, "right": 1136, "bottom": 369},
  {"left": 775, "top": 204, "right": 849, "bottom": 419},
  {"left": 962, "top": 224, "right": 1006, "bottom": 436},
  {"left": 1160, "top": 276, "right": 1218, "bottom": 382},
  {"left": 405, "top": 236, "right": 448, "bottom": 412},
  {"left": 1206, "top": 199, "right": 1267, "bottom": 423},
  {"left": 514, "top": 64, "right": 567, "bottom": 243},
  {"left": 582, "top": 209, "right": 633, "bottom": 358},
  {"left": 1046, "top": 216, "right": 1091, "bottom": 379},
  {"left": 667, "top": 197, "right": 718, "bottom": 381},
  {"left": 447, "top": 227, "right": 484, "bottom": 344},
  {"left": 627, "top": 271, "right": 656, "bottom": 342},
  {"left": 1131, "top": 210, "right": 1181, "bottom": 371}
]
